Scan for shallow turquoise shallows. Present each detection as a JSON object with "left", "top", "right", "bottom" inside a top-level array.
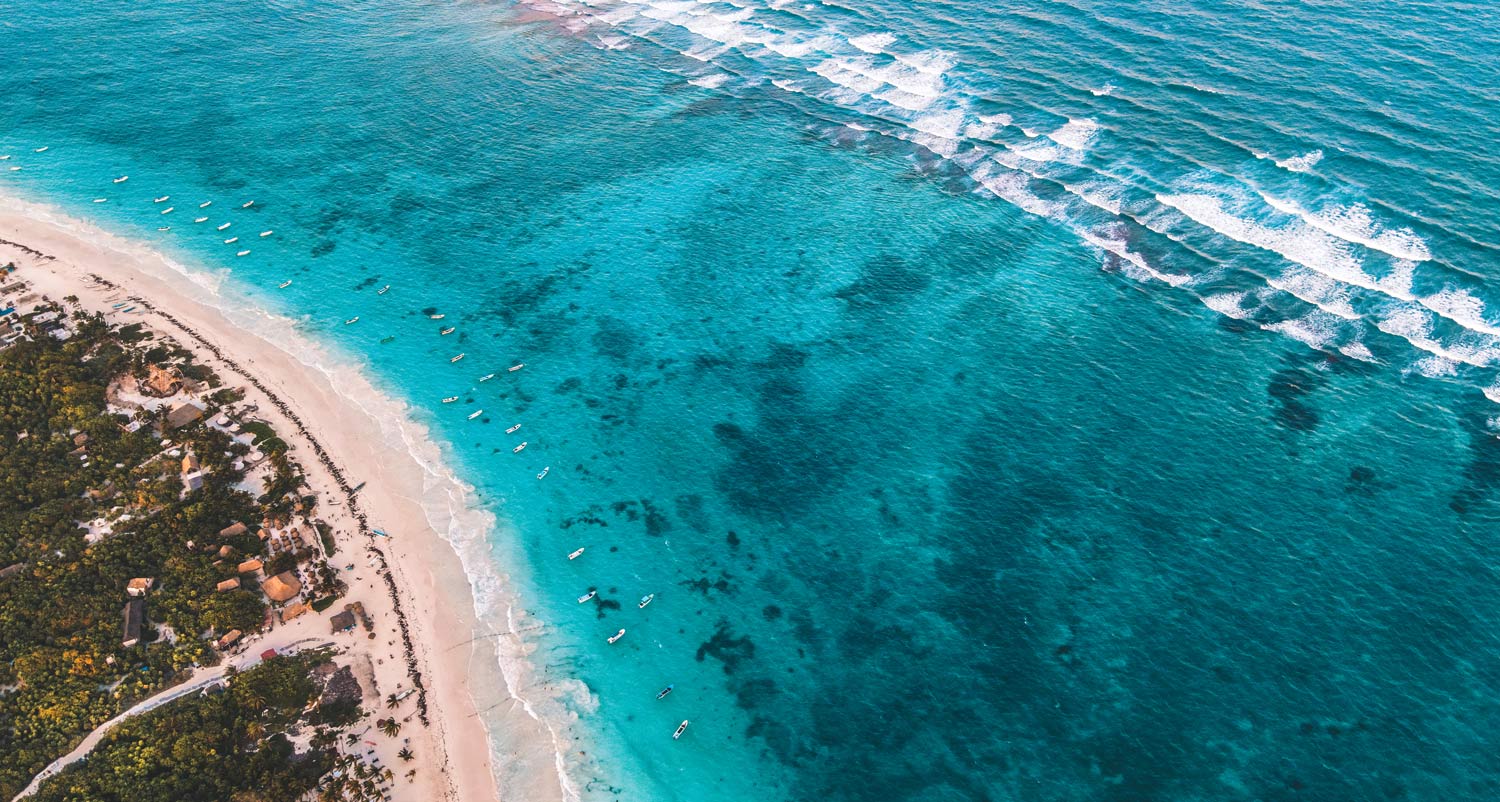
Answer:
[{"left": 5, "top": 0, "right": 1500, "bottom": 799}]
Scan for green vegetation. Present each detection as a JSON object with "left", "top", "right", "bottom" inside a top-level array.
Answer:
[
  {"left": 31, "top": 653, "right": 347, "bottom": 802},
  {"left": 0, "top": 310, "right": 276, "bottom": 798}
]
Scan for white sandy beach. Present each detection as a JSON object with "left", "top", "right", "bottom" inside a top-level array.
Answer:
[{"left": 0, "top": 198, "right": 576, "bottom": 802}]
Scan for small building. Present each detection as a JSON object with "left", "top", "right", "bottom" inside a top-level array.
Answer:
[
  {"left": 330, "top": 610, "right": 356, "bottom": 633},
  {"left": 165, "top": 402, "right": 204, "bottom": 430},
  {"left": 122, "top": 598, "right": 145, "bottom": 647},
  {"left": 0, "top": 562, "right": 25, "bottom": 582},
  {"left": 345, "top": 601, "right": 371, "bottom": 631},
  {"left": 237, "top": 558, "right": 264, "bottom": 574},
  {"left": 218, "top": 521, "right": 248, "bottom": 538},
  {"left": 217, "top": 544, "right": 235, "bottom": 559},
  {"left": 126, "top": 577, "right": 155, "bottom": 597},
  {"left": 262, "top": 570, "right": 302, "bottom": 603},
  {"left": 73, "top": 432, "right": 89, "bottom": 447},
  {"left": 144, "top": 364, "right": 183, "bottom": 397},
  {"left": 280, "top": 601, "right": 310, "bottom": 622},
  {"left": 182, "top": 471, "right": 205, "bottom": 493},
  {"left": 215, "top": 577, "right": 241, "bottom": 592},
  {"left": 216, "top": 629, "right": 242, "bottom": 650},
  {"left": 181, "top": 453, "right": 199, "bottom": 473}
]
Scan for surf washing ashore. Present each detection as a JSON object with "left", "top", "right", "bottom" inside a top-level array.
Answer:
[{"left": 0, "top": 198, "right": 575, "bottom": 802}]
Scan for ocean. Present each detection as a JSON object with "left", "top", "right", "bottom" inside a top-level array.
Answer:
[{"left": 4, "top": 0, "right": 1500, "bottom": 799}]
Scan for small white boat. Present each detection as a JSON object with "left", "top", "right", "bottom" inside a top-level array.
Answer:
[
  {"left": 278, "top": 280, "right": 292, "bottom": 289},
  {"left": 577, "top": 590, "right": 596, "bottom": 603},
  {"left": 513, "top": 442, "right": 527, "bottom": 453},
  {"left": 608, "top": 629, "right": 626, "bottom": 645},
  {"left": 0, "top": 155, "right": 8, "bottom": 160},
  {"left": 157, "top": 226, "right": 170, "bottom": 232},
  {"left": 638, "top": 594, "right": 655, "bottom": 609},
  {"left": 478, "top": 373, "right": 495, "bottom": 382},
  {"left": 657, "top": 685, "right": 674, "bottom": 700},
  {"left": 7, "top": 166, "right": 19, "bottom": 172},
  {"left": 506, "top": 424, "right": 520, "bottom": 434},
  {"left": 113, "top": 175, "right": 128, "bottom": 183},
  {"left": 199, "top": 201, "right": 211, "bottom": 208},
  {"left": 450, "top": 353, "right": 465, "bottom": 363},
  {"left": 224, "top": 236, "right": 238, "bottom": 244},
  {"left": 430, "top": 314, "right": 445, "bottom": 320},
  {"left": 377, "top": 285, "right": 390, "bottom": 295},
  {"left": 442, "top": 396, "right": 458, "bottom": 403},
  {"left": 242, "top": 200, "right": 254, "bottom": 208},
  {"left": 508, "top": 363, "right": 524, "bottom": 372},
  {"left": 260, "top": 230, "right": 273, "bottom": 238},
  {"left": 194, "top": 216, "right": 208, "bottom": 223},
  {"left": 34, "top": 146, "right": 48, "bottom": 153},
  {"left": 93, "top": 198, "right": 107, "bottom": 203},
  {"left": 345, "top": 316, "right": 359, "bottom": 325},
  {"left": 468, "top": 409, "right": 484, "bottom": 420},
  {"left": 154, "top": 195, "right": 169, "bottom": 203},
  {"left": 236, "top": 250, "right": 251, "bottom": 256},
  {"left": 568, "top": 547, "right": 585, "bottom": 560},
  {"left": 217, "top": 222, "right": 230, "bottom": 231},
  {"left": 536, "top": 466, "right": 550, "bottom": 479},
  {"left": 160, "top": 207, "right": 173, "bottom": 214},
  {"left": 440, "top": 327, "right": 455, "bottom": 335},
  {"left": 673, "top": 721, "right": 689, "bottom": 740}
]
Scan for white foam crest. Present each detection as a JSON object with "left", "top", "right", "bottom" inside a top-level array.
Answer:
[
  {"left": 1485, "top": 383, "right": 1500, "bottom": 404},
  {"left": 1080, "top": 230, "right": 1190, "bottom": 286},
  {"left": 1064, "top": 181, "right": 1123, "bottom": 215},
  {"left": 894, "top": 48, "right": 957, "bottom": 76},
  {"left": 1420, "top": 288, "right": 1500, "bottom": 336},
  {"left": 1266, "top": 269, "right": 1360, "bottom": 320},
  {"left": 1373, "top": 306, "right": 1500, "bottom": 367},
  {"left": 1272, "top": 150, "right": 1323, "bottom": 173},
  {"left": 1047, "top": 118, "right": 1100, "bottom": 151},
  {"left": 1158, "top": 192, "right": 1414, "bottom": 301},
  {"left": 1090, "top": 82, "right": 1116, "bottom": 97},
  {"left": 961, "top": 113, "right": 1011, "bottom": 140},
  {"left": 688, "top": 72, "right": 732, "bottom": 89},
  {"left": 1259, "top": 194, "right": 1432, "bottom": 262},
  {"left": 1267, "top": 312, "right": 1342, "bottom": 350},
  {"left": 1339, "top": 341, "right": 1377, "bottom": 362},
  {"left": 1204, "top": 291, "right": 1252, "bottom": 319},
  {"left": 849, "top": 32, "right": 895, "bottom": 53},
  {"left": 1411, "top": 355, "right": 1460, "bottom": 378}
]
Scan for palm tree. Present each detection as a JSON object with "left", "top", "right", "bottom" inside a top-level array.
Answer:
[
  {"left": 385, "top": 693, "right": 400, "bottom": 709},
  {"left": 345, "top": 731, "right": 360, "bottom": 746},
  {"left": 244, "top": 720, "right": 266, "bottom": 743},
  {"left": 379, "top": 718, "right": 401, "bottom": 738},
  {"left": 397, "top": 748, "right": 414, "bottom": 762}
]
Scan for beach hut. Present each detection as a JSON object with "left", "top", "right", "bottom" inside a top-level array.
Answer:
[
  {"left": 144, "top": 364, "right": 183, "bottom": 397},
  {"left": 216, "top": 629, "right": 242, "bottom": 650},
  {"left": 215, "top": 577, "right": 241, "bottom": 592},
  {"left": 126, "top": 577, "right": 155, "bottom": 597},
  {"left": 236, "top": 558, "right": 264, "bottom": 575},
  {"left": 165, "top": 402, "right": 204, "bottom": 430},
  {"left": 262, "top": 570, "right": 302, "bottom": 603},
  {"left": 218, "top": 521, "right": 248, "bottom": 538},
  {"left": 330, "top": 610, "right": 357, "bottom": 633},
  {"left": 281, "top": 600, "right": 311, "bottom": 622}
]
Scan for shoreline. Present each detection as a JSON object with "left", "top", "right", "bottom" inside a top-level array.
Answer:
[{"left": 0, "top": 197, "right": 577, "bottom": 802}]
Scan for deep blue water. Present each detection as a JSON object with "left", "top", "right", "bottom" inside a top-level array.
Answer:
[{"left": 4, "top": 0, "right": 1500, "bottom": 799}]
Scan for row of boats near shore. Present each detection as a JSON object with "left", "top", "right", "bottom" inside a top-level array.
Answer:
[{"left": 12, "top": 148, "right": 692, "bottom": 741}]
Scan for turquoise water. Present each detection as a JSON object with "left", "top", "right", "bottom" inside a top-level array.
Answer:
[{"left": 5, "top": 0, "right": 1500, "bottom": 799}]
